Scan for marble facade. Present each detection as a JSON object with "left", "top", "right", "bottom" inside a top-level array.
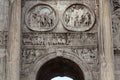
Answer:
[{"left": 0, "top": 0, "right": 117, "bottom": 80}]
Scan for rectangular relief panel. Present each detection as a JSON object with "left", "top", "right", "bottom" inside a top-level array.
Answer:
[
  {"left": 21, "top": 0, "right": 99, "bottom": 80},
  {"left": 0, "top": 32, "right": 7, "bottom": 80},
  {"left": 0, "top": 0, "right": 9, "bottom": 79},
  {"left": 111, "top": 0, "right": 120, "bottom": 80}
]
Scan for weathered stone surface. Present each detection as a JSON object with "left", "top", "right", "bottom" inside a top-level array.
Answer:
[
  {"left": 0, "top": 0, "right": 9, "bottom": 80},
  {"left": 0, "top": 0, "right": 116, "bottom": 80},
  {"left": 7, "top": 0, "right": 21, "bottom": 80},
  {"left": 21, "top": 0, "right": 99, "bottom": 80},
  {"left": 0, "top": 0, "right": 9, "bottom": 31},
  {"left": 111, "top": 0, "right": 120, "bottom": 80},
  {"left": 100, "top": 0, "right": 114, "bottom": 80}
]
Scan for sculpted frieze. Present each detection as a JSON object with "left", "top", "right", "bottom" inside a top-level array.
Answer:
[
  {"left": 21, "top": 47, "right": 98, "bottom": 74},
  {"left": 112, "top": 9, "right": 120, "bottom": 36},
  {"left": 21, "top": 47, "right": 99, "bottom": 80},
  {"left": 22, "top": 49, "right": 47, "bottom": 64},
  {"left": 22, "top": 32, "right": 97, "bottom": 46},
  {"left": 111, "top": 0, "right": 120, "bottom": 51}
]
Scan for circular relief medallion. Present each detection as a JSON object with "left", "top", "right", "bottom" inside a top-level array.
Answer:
[
  {"left": 63, "top": 4, "right": 95, "bottom": 31},
  {"left": 112, "top": 9, "right": 120, "bottom": 36},
  {"left": 25, "top": 4, "right": 58, "bottom": 31}
]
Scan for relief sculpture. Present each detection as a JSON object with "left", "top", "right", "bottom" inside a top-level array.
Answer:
[
  {"left": 112, "top": 0, "right": 120, "bottom": 11},
  {"left": 0, "top": 32, "right": 8, "bottom": 80},
  {"left": 21, "top": 1, "right": 98, "bottom": 80},
  {"left": 111, "top": 1, "right": 120, "bottom": 80},
  {"left": 112, "top": 0, "right": 120, "bottom": 51},
  {"left": 77, "top": 48, "right": 99, "bottom": 80},
  {"left": 21, "top": 47, "right": 99, "bottom": 78},
  {"left": 0, "top": 32, "right": 7, "bottom": 47},
  {"left": 23, "top": 33, "right": 97, "bottom": 46},
  {"left": 71, "top": 48, "right": 98, "bottom": 69},
  {"left": 0, "top": 58, "right": 5, "bottom": 80},
  {"left": 25, "top": 4, "right": 58, "bottom": 31},
  {"left": 112, "top": 9, "right": 120, "bottom": 36},
  {"left": 21, "top": 49, "right": 47, "bottom": 75},
  {"left": 22, "top": 49, "right": 46, "bottom": 64},
  {"left": 63, "top": 4, "right": 95, "bottom": 31},
  {"left": 79, "top": 48, "right": 98, "bottom": 64}
]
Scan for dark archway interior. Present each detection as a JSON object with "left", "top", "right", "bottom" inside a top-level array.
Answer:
[{"left": 36, "top": 57, "right": 84, "bottom": 80}]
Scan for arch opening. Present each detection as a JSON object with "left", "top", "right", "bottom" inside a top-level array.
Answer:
[
  {"left": 36, "top": 57, "right": 85, "bottom": 80},
  {"left": 51, "top": 76, "right": 73, "bottom": 80}
]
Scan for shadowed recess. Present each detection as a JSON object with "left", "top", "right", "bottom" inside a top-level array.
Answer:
[{"left": 36, "top": 57, "right": 84, "bottom": 80}]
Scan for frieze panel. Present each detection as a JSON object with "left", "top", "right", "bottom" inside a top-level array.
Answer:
[
  {"left": 21, "top": 47, "right": 98, "bottom": 65},
  {"left": 111, "top": 1, "right": 120, "bottom": 80},
  {"left": 21, "top": 47, "right": 99, "bottom": 79},
  {"left": 71, "top": 47, "right": 99, "bottom": 71},
  {"left": 112, "top": 9, "right": 120, "bottom": 36},
  {"left": 0, "top": 32, "right": 8, "bottom": 80},
  {"left": 22, "top": 32, "right": 97, "bottom": 47},
  {"left": 111, "top": 0, "right": 120, "bottom": 51},
  {"left": 21, "top": 48, "right": 47, "bottom": 76},
  {"left": 22, "top": 49, "right": 47, "bottom": 64}
]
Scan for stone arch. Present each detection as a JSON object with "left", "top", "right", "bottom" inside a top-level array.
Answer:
[{"left": 28, "top": 50, "right": 93, "bottom": 80}]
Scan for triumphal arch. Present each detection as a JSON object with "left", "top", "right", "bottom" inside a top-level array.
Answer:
[{"left": 1, "top": 0, "right": 120, "bottom": 80}]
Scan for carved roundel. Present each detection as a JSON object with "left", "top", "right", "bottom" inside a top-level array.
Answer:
[
  {"left": 25, "top": 4, "right": 58, "bottom": 31},
  {"left": 112, "top": 9, "right": 120, "bottom": 36},
  {"left": 63, "top": 4, "right": 95, "bottom": 31}
]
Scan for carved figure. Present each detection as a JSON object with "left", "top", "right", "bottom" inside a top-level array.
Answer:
[
  {"left": 25, "top": 4, "right": 58, "bottom": 31},
  {"left": 63, "top": 4, "right": 95, "bottom": 31},
  {"left": 22, "top": 33, "right": 97, "bottom": 46}
]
